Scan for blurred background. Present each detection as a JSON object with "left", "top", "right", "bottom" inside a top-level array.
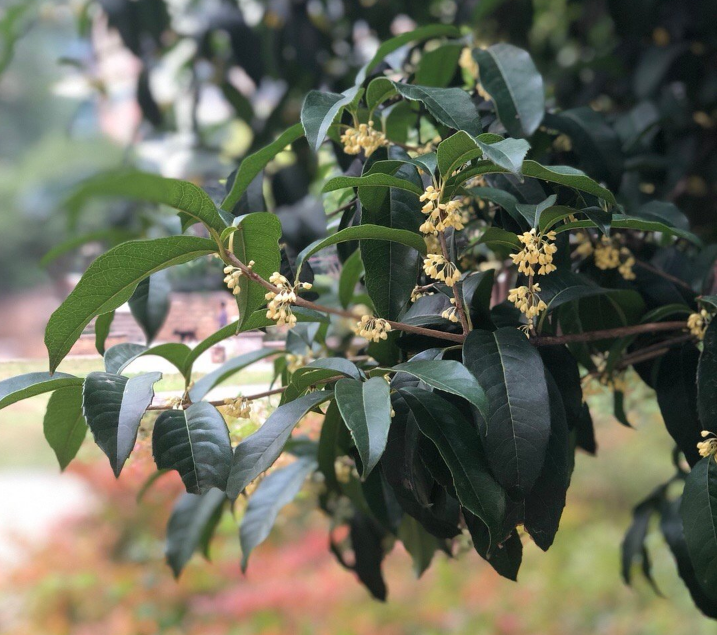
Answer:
[{"left": 1, "top": 0, "right": 717, "bottom": 633}]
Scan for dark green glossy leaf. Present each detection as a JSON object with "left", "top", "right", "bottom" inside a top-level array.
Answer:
[
  {"left": 474, "top": 44, "right": 544, "bottom": 137},
  {"left": 43, "top": 385, "right": 87, "bottom": 471},
  {"left": 153, "top": 402, "right": 232, "bottom": 495},
  {"left": 392, "top": 83, "right": 481, "bottom": 136},
  {"left": 464, "top": 513, "right": 522, "bottom": 581},
  {"left": 681, "top": 457, "right": 717, "bottom": 602},
  {"left": 0, "top": 372, "right": 82, "bottom": 411},
  {"left": 83, "top": 371, "right": 162, "bottom": 476},
  {"left": 45, "top": 236, "right": 216, "bottom": 372},
  {"left": 463, "top": 327, "right": 551, "bottom": 497},
  {"left": 698, "top": 320, "right": 717, "bottom": 433},
  {"left": 335, "top": 377, "right": 392, "bottom": 478},
  {"left": 301, "top": 86, "right": 361, "bottom": 150},
  {"left": 165, "top": 488, "right": 227, "bottom": 578},
  {"left": 105, "top": 342, "right": 191, "bottom": 378},
  {"left": 128, "top": 271, "right": 171, "bottom": 345},
  {"left": 399, "top": 387, "right": 505, "bottom": 550},
  {"left": 226, "top": 391, "right": 332, "bottom": 499},
  {"left": 339, "top": 249, "right": 364, "bottom": 308},
  {"left": 415, "top": 43, "right": 462, "bottom": 87},
  {"left": 240, "top": 455, "right": 317, "bottom": 571},
  {"left": 323, "top": 173, "right": 423, "bottom": 196}
]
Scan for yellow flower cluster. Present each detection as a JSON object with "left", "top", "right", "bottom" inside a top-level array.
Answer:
[
  {"left": 459, "top": 47, "right": 478, "bottom": 77},
  {"left": 223, "top": 261, "right": 254, "bottom": 295},
  {"left": 511, "top": 228, "right": 558, "bottom": 276},
  {"left": 688, "top": 309, "right": 711, "bottom": 339},
  {"left": 265, "top": 272, "right": 312, "bottom": 327},
  {"left": 410, "top": 286, "right": 433, "bottom": 302},
  {"left": 698, "top": 431, "right": 717, "bottom": 462},
  {"left": 594, "top": 236, "right": 636, "bottom": 280},
  {"left": 223, "top": 396, "right": 252, "bottom": 419},
  {"left": 419, "top": 186, "right": 465, "bottom": 235},
  {"left": 441, "top": 298, "right": 460, "bottom": 323},
  {"left": 507, "top": 284, "right": 547, "bottom": 320},
  {"left": 353, "top": 315, "right": 392, "bottom": 342},
  {"left": 340, "top": 121, "right": 388, "bottom": 156},
  {"left": 423, "top": 253, "right": 461, "bottom": 287}
]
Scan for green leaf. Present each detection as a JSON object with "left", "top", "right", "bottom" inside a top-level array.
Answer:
[
  {"left": 335, "top": 377, "right": 392, "bottom": 478},
  {"left": 83, "top": 371, "right": 162, "bottom": 477},
  {"left": 465, "top": 227, "right": 521, "bottom": 252},
  {"left": 437, "top": 131, "right": 529, "bottom": 178},
  {"left": 366, "top": 77, "right": 398, "bottom": 112},
  {"left": 226, "top": 391, "right": 333, "bottom": 499},
  {"left": 295, "top": 224, "right": 427, "bottom": 275},
  {"left": 323, "top": 172, "right": 424, "bottom": 196},
  {"left": 391, "top": 83, "right": 481, "bottom": 136},
  {"left": 43, "top": 386, "right": 87, "bottom": 471},
  {"left": 522, "top": 162, "right": 615, "bottom": 203},
  {"left": 399, "top": 387, "right": 505, "bottom": 550},
  {"left": 360, "top": 163, "right": 423, "bottom": 320},
  {"left": 0, "top": 372, "right": 83, "bottom": 411},
  {"left": 41, "top": 228, "right": 136, "bottom": 267},
  {"left": 699, "top": 320, "right": 717, "bottom": 433},
  {"left": 398, "top": 514, "right": 440, "bottom": 577},
  {"left": 389, "top": 360, "right": 488, "bottom": 420},
  {"left": 231, "top": 212, "right": 283, "bottom": 327},
  {"left": 220, "top": 123, "right": 304, "bottom": 212},
  {"left": 240, "top": 455, "right": 317, "bottom": 571},
  {"left": 474, "top": 44, "right": 545, "bottom": 138},
  {"left": 290, "top": 359, "right": 363, "bottom": 394},
  {"left": 356, "top": 24, "right": 461, "bottom": 84},
  {"left": 621, "top": 487, "right": 662, "bottom": 593},
  {"left": 301, "top": 86, "right": 361, "bottom": 150},
  {"left": 94, "top": 311, "right": 114, "bottom": 356},
  {"left": 128, "top": 271, "right": 171, "bottom": 345},
  {"left": 45, "top": 236, "right": 216, "bottom": 373},
  {"left": 152, "top": 402, "right": 232, "bottom": 495},
  {"left": 415, "top": 43, "right": 463, "bottom": 87},
  {"left": 105, "top": 342, "right": 192, "bottom": 378},
  {"left": 339, "top": 249, "right": 364, "bottom": 308},
  {"left": 65, "top": 170, "right": 226, "bottom": 235},
  {"left": 681, "top": 457, "right": 717, "bottom": 602},
  {"left": 188, "top": 348, "right": 280, "bottom": 402},
  {"left": 166, "top": 488, "right": 227, "bottom": 578},
  {"left": 463, "top": 327, "right": 551, "bottom": 497},
  {"left": 464, "top": 513, "right": 522, "bottom": 581}
]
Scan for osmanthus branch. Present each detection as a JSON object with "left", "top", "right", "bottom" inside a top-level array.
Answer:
[{"left": 530, "top": 321, "right": 688, "bottom": 346}]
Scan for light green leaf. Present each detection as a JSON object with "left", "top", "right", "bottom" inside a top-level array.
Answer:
[
  {"left": 45, "top": 236, "right": 216, "bottom": 372},
  {"left": 415, "top": 43, "right": 463, "bottom": 87},
  {"left": 339, "top": 249, "right": 364, "bottom": 308},
  {"left": 0, "top": 372, "right": 83, "bottom": 411},
  {"left": 323, "top": 172, "right": 424, "bottom": 196},
  {"left": 301, "top": 86, "right": 361, "bottom": 150},
  {"left": 43, "top": 385, "right": 87, "bottom": 471}
]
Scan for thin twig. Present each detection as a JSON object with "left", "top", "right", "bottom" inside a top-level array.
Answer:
[
  {"left": 327, "top": 197, "right": 357, "bottom": 218},
  {"left": 530, "top": 321, "right": 688, "bottom": 347},
  {"left": 439, "top": 232, "right": 470, "bottom": 334}
]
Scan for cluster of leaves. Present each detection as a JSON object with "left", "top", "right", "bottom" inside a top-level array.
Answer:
[{"left": 2, "top": 25, "right": 717, "bottom": 618}]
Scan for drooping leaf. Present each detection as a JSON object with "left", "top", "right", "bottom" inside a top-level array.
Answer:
[
  {"left": 399, "top": 387, "right": 505, "bottom": 550},
  {"left": 389, "top": 360, "right": 488, "bottom": 419},
  {"left": 0, "top": 372, "right": 83, "bottom": 411},
  {"left": 301, "top": 86, "right": 361, "bottom": 150},
  {"left": 220, "top": 123, "right": 304, "bottom": 212},
  {"left": 94, "top": 311, "right": 115, "bottom": 356},
  {"left": 349, "top": 512, "right": 390, "bottom": 601},
  {"left": 104, "top": 342, "right": 192, "bottom": 378},
  {"left": 165, "top": 488, "right": 227, "bottom": 578},
  {"left": 83, "top": 371, "right": 162, "bottom": 477},
  {"left": 698, "top": 320, "right": 717, "bottom": 433},
  {"left": 415, "top": 43, "right": 462, "bottom": 87},
  {"left": 474, "top": 44, "right": 545, "bottom": 137},
  {"left": 523, "top": 370, "right": 571, "bottom": 551},
  {"left": 240, "top": 455, "right": 317, "bottom": 571},
  {"left": 339, "top": 248, "right": 364, "bottom": 308},
  {"left": 45, "top": 236, "right": 216, "bottom": 372},
  {"left": 681, "top": 457, "right": 717, "bottom": 602},
  {"left": 621, "top": 487, "right": 663, "bottom": 593},
  {"left": 188, "top": 348, "right": 280, "bottom": 402},
  {"left": 398, "top": 514, "right": 441, "bottom": 577},
  {"left": 335, "top": 377, "right": 392, "bottom": 479},
  {"left": 464, "top": 512, "right": 522, "bottom": 581},
  {"left": 226, "top": 391, "right": 332, "bottom": 499},
  {"left": 128, "top": 271, "right": 171, "bottom": 345},
  {"left": 65, "top": 170, "right": 227, "bottom": 235},
  {"left": 463, "top": 327, "right": 551, "bottom": 497},
  {"left": 43, "top": 385, "right": 87, "bottom": 471},
  {"left": 153, "top": 402, "right": 232, "bottom": 495},
  {"left": 231, "top": 212, "right": 283, "bottom": 327}
]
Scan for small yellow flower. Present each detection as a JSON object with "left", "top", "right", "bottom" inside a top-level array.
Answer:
[
  {"left": 698, "top": 430, "right": 717, "bottom": 462},
  {"left": 574, "top": 231, "right": 594, "bottom": 257},
  {"left": 508, "top": 283, "right": 547, "bottom": 320},
  {"left": 223, "top": 260, "right": 254, "bottom": 295},
  {"left": 353, "top": 314, "right": 392, "bottom": 343},
  {"left": 510, "top": 228, "right": 558, "bottom": 277},
  {"left": 410, "top": 286, "right": 433, "bottom": 303},
  {"left": 419, "top": 195, "right": 465, "bottom": 236},
  {"left": 688, "top": 309, "right": 711, "bottom": 340},
  {"left": 222, "top": 396, "right": 252, "bottom": 419},
  {"left": 340, "top": 120, "right": 388, "bottom": 157},
  {"left": 593, "top": 236, "right": 636, "bottom": 280},
  {"left": 441, "top": 298, "right": 460, "bottom": 323},
  {"left": 423, "top": 253, "right": 461, "bottom": 287},
  {"left": 264, "top": 272, "right": 312, "bottom": 328},
  {"left": 459, "top": 47, "right": 478, "bottom": 78}
]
